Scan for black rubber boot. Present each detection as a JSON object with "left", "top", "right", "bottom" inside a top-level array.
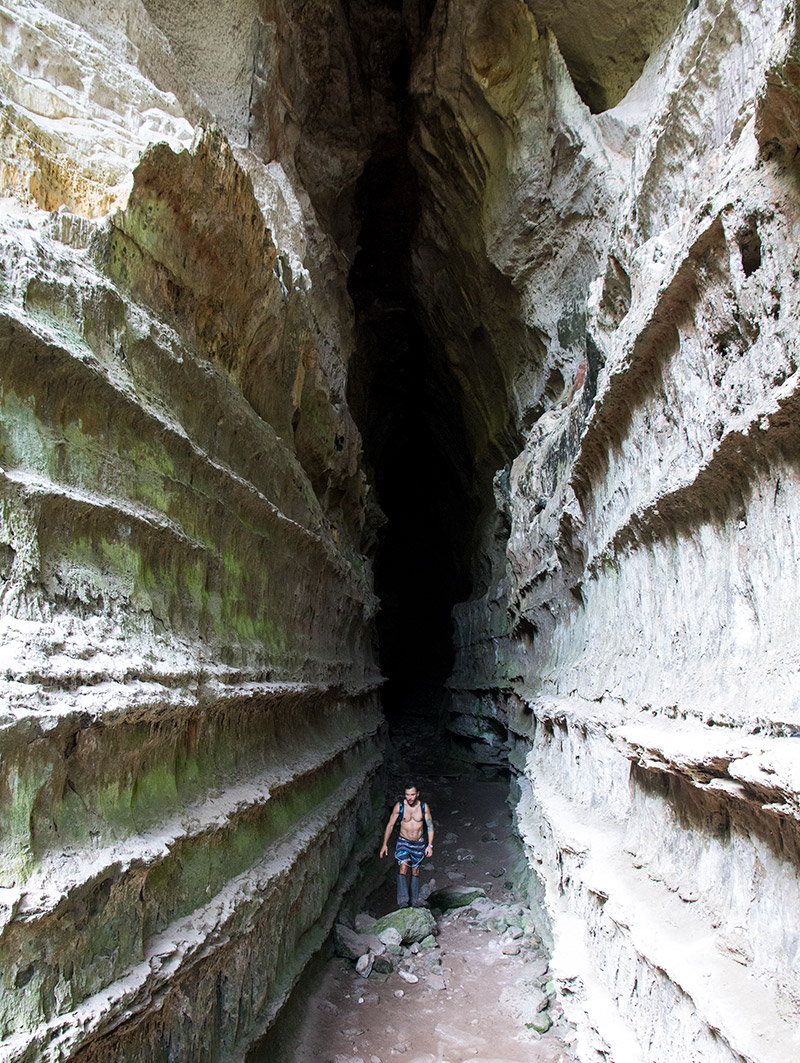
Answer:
[
  {"left": 397, "top": 872, "right": 409, "bottom": 908},
  {"left": 410, "top": 874, "right": 420, "bottom": 907}
]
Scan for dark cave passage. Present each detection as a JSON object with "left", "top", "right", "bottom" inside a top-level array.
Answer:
[{"left": 346, "top": 134, "right": 480, "bottom": 725}]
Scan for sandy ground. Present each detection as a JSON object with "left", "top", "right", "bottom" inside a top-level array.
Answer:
[{"left": 288, "top": 771, "right": 578, "bottom": 1063}]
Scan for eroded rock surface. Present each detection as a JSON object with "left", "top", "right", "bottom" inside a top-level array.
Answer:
[
  {"left": 431, "top": 2, "right": 800, "bottom": 1061},
  {"left": 0, "top": 2, "right": 383, "bottom": 1060},
  {"left": 2, "top": 1, "right": 800, "bottom": 1062}
]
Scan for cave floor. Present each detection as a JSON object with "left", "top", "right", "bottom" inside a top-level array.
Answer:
[{"left": 290, "top": 762, "right": 578, "bottom": 1063}]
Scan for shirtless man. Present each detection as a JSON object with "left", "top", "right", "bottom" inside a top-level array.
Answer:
[{"left": 380, "top": 783, "right": 434, "bottom": 908}]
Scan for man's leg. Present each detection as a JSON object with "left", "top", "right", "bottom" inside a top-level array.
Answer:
[
  {"left": 397, "top": 862, "right": 410, "bottom": 907},
  {"left": 410, "top": 866, "right": 420, "bottom": 907}
]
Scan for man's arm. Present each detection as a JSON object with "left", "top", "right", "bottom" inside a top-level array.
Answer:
[
  {"left": 424, "top": 804, "right": 434, "bottom": 857},
  {"left": 379, "top": 803, "right": 401, "bottom": 857}
]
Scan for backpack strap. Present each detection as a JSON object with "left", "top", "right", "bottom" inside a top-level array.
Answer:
[{"left": 397, "top": 801, "right": 426, "bottom": 824}]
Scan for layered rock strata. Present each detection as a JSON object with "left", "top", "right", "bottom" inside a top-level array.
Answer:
[
  {"left": 0, "top": 2, "right": 382, "bottom": 1060},
  {"left": 417, "top": 1, "right": 800, "bottom": 1060},
  {"left": 5, "top": 1, "right": 800, "bottom": 1061}
]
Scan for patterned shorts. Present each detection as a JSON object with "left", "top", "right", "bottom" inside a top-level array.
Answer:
[{"left": 395, "top": 835, "right": 426, "bottom": 867}]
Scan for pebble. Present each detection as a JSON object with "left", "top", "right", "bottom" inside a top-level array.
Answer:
[
  {"left": 507, "top": 925, "right": 524, "bottom": 939},
  {"left": 502, "top": 943, "right": 521, "bottom": 955},
  {"left": 425, "top": 974, "right": 447, "bottom": 991},
  {"left": 391, "top": 1042, "right": 410, "bottom": 1054},
  {"left": 356, "top": 953, "right": 374, "bottom": 977},
  {"left": 398, "top": 969, "right": 419, "bottom": 984},
  {"left": 393, "top": 989, "right": 404, "bottom": 998}
]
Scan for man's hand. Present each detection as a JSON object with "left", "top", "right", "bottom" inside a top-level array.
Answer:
[
  {"left": 380, "top": 843, "right": 388, "bottom": 858},
  {"left": 425, "top": 844, "right": 433, "bottom": 858}
]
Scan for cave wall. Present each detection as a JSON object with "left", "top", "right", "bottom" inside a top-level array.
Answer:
[
  {"left": 416, "top": 1, "right": 800, "bottom": 1060},
  {"left": 4, "top": 0, "right": 800, "bottom": 1061},
  {"left": 0, "top": 2, "right": 384, "bottom": 1060}
]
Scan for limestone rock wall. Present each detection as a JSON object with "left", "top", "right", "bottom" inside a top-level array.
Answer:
[
  {"left": 415, "top": 1, "right": 800, "bottom": 1060},
  {"left": 0, "top": 2, "right": 382, "bottom": 1060},
  {"left": 5, "top": 1, "right": 800, "bottom": 1060}
]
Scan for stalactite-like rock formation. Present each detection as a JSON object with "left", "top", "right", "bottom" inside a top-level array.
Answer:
[{"left": 2, "top": 1, "right": 800, "bottom": 1062}]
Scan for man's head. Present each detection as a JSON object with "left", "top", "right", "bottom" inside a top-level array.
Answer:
[{"left": 403, "top": 784, "right": 420, "bottom": 806}]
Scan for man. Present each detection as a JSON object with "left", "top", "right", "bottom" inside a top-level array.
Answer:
[{"left": 380, "top": 783, "right": 434, "bottom": 908}]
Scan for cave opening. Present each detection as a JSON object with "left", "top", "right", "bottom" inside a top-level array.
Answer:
[
  {"left": 347, "top": 144, "right": 480, "bottom": 729},
  {"left": 344, "top": 17, "right": 481, "bottom": 729}
]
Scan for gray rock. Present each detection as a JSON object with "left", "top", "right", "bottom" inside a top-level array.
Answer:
[
  {"left": 425, "top": 974, "right": 447, "bottom": 991},
  {"left": 378, "top": 927, "right": 403, "bottom": 947},
  {"left": 528, "top": 1010, "right": 552, "bottom": 1034},
  {"left": 499, "top": 982, "right": 548, "bottom": 1025},
  {"left": 333, "top": 924, "right": 385, "bottom": 961},
  {"left": 527, "top": 958, "right": 549, "bottom": 980},
  {"left": 356, "top": 952, "right": 374, "bottom": 977},
  {"left": 362, "top": 907, "right": 436, "bottom": 945},
  {"left": 427, "top": 885, "right": 487, "bottom": 911}
]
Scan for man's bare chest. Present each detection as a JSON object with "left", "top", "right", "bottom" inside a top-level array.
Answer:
[{"left": 402, "top": 806, "right": 423, "bottom": 827}]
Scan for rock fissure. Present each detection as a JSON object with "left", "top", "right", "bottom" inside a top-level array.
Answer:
[{"left": 1, "top": 1, "right": 800, "bottom": 1061}]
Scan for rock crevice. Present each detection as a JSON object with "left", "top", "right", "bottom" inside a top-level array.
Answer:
[{"left": 2, "top": 1, "right": 800, "bottom": 1061}]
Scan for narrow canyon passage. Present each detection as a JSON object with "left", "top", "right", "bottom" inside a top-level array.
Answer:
[
  {"left": 283, "top": 774, "right": 575, "bottom": 1063},
  {"left": 1, "top": 2, "right": 800, "bottom": 1063}
]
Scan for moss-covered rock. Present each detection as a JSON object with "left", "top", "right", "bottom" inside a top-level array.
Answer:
[{"left": 362, "top": 907, "right": 437, "bottom": 945}]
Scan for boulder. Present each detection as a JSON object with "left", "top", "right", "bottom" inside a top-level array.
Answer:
[
  {"left": 427, "top": 885, "right": 486, "bottom": 911},
  {"left": 333, "top": 924, "right": 385, "bottom": 961},
  {"left": 362, "top": 907, "right": 437, "bottom": 945}
]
